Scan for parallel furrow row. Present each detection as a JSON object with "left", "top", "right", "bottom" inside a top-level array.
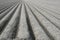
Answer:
[{"left": 0, "top": 1, "right": 60, "bottom": 40}]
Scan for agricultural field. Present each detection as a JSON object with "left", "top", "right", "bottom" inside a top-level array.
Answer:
[{"left": 0, "top": 0, "right": 60, "bottom": 40}]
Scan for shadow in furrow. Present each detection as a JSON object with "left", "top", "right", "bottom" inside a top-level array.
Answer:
[
  {"left": 10, "top": 15, "right": 20, "bottom": 39},
  {"left": 0, "top": 4, "right": 16, "bottom": 20},
  {"left": 27, "top": 4, "right": 55, "bottom": 40},
  {"left": 28, "top": 3, "right": 60, "bottom": 30},
  {"left": 0, "top": 5, "right": 13, "bottom": 14},
  {"left": 0, "top": 2, "right": 17, "bottom": 14},
  {"left": 26, "top": 3, "right": 60, "bottom": 30},
  {"left": 39, "top": 8, "right": 60, "bottom": 20},
  {"left": 24, "top": 4, "right": 35, "bottom": 40},
  {"left": 0, "top": 7, "right": 10, "bottom": 14},
  {"left": 0, "top": 7, "right": 6, "bottom": 11},
  {"left": 28, "top": 2, "right": 60, "bottom": 15},
  {"left": 11, "top": 4, "right": 22, "bottom": 39},
  {"left": 11, "top": 15, "right": 19, "bottom": 39},
  {"left": 34, "top": 7, "right": 60, "bottom": 30},
  {"left": 42, "top": 7, "right": 60, "bottom": 15},
  {"left": 0, "top": 4, "right": 19, "bottom": 34}
]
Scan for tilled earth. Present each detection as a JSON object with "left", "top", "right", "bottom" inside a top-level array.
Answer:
[{"left": 0, "top": 0, "right": 60, "bottom": 40}]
